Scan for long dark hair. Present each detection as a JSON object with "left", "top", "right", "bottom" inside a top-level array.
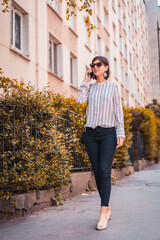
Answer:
[{"left": 91, "top": 56, "right": 110, "bottom": 80}]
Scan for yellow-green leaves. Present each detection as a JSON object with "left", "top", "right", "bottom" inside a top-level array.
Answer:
[
  {"left": 1, "top": 0, "right": 10, "bottom": 13},
  {"left": 140, "top": 108, "right": 157, "bottom": 160},
  {"left": 113, "top": 106, "right": 133, "bottom": 169}
]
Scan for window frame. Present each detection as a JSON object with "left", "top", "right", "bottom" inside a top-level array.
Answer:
[
  {"left": 47, "top": 0, "right": 58, "bottom": 12},
  {"left": 68, "top": 0, "right": 77, "bottom": 32},
  {"left": 48, "top": 39, "right": 58, "bottom": 75},
  {"left": 11, "top": 8, "right": 23, "bottom": 53},
  {"left": 70, "top": 52, "right": 78, "bottom": 87},
  {"left": 70, "top": 57, "right": 73, "bottom": 85}
]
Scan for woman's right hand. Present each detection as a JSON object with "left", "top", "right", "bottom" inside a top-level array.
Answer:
[{"left": 84, "top": 69, "right": 92, "bottom": 83}]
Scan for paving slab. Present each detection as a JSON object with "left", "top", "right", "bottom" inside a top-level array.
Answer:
[{"left": 1, "top": 163, "right": 160, "bottom": 240}]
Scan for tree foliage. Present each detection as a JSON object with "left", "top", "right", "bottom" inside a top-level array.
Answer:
[
  {"left": 1, "top": 0, "right": 10, "bottom": 13},
  {"left": 0, "top": 69, "right": 134, "bottom": 202},
  {"left": 1, "top": 0, "right": 96, "bottom": 36},
  {"left": 130, "top": 106, "right": 160, "bottom": 160},
  {"left": 64, "top": 0, "right": 96, "bottom": 36},
  {"left": 0, "top": 69, "right": 76, "bottom": 198},
  {"left": 145, "top": 98, "right": 160, "bottom": 119},
  {"left": 112, "top": 106, "right": 133, "bottom": 169}
]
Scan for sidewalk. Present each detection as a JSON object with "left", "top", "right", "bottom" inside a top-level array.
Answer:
[{"left": 1, "top": 163, "right": 160, "bottom": 240}]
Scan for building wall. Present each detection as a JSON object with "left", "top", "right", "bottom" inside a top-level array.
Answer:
[
  {"left": 145, "top": 0, "right": 160, "bottom": 103},
  {"left": 0, "top": 0, "right": 48, "bottom": 89},
  {"left": 0, "top": 0, "right": 151, "bottom": 106}
]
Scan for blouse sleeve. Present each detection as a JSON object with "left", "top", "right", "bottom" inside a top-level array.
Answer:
[
  {"left": 76, "top": 81, "right": 91, "bottom": 104},
  {"left": 113, "top": 84, "right": 125, "bottom": 139}
]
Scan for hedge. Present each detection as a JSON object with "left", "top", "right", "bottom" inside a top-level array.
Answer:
[{"left": 1, "top": 69, "right": 160, "bottom": 200}]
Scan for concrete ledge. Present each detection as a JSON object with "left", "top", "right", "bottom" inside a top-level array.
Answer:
[
  {"left": 0, "top": 166, "right": 134, "bottom": 219},
  {"left": 0, "top": 188, "right": 56, "bottom": 219},
  {"left": 112, "top": 165, "right": 134, "bottom": 180},
  {"left": 0, "top": 171, "right": 96, "bottom": 219},
  {"left": 56, "top": 171, "right": 96, "bottom": 200},
  {"left": 134, "top": 159, "right": 156, "bottom": 171},
  {"left": 1, "top": 160, "right": 158, "bottom": 220}
]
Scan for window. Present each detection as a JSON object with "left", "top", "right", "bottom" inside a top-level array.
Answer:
[
  {"left": 127, "top": 1, "right": 130, "bottom": 15},
  {"left": 136, "top": 64, "right": 139, "bottom": 79},
  {"left": 123, "top": 15, "right": 127, "bottom": 32},
  {"left": 14, "top": 11, "right": 21, "bottom": 49},
  {"left": 135, "top": 19, "right": 137, "bottom": 32},
  {"left": 68, "top": 9, "right": 76, "bottom": 31},
  {"left": 137, "top": 89, "right": 140, "bottom": 102},
  {"left": 118, "top": 5, "right": 122, "bottom": 23},
  {"left": 119, "top": 35, "right": 122, "bottom": 53},
  {"left": 125, "top": 74, "right": 130, "bottom": 91},
  {"left": 121, "top": 66, "right": 123, "bottom": 83},
  {"left": 133, "top": 57, "right": 135, "bottom": 73},
  {"left": 97, "top": 36, "right": 102, "bottom": 55},
  {"left": 131, "top": 10, "right": 133, "bottom": 23},
  {"left": 70, "top": 53, "right": 78, "bottom": 87},
  {"left": 104, "top": 8, "right": 109, "bottom": 30},
  {"left": 129, "top": 52, "right": 132, "bottom": 69},
  {"left": 137, "top": 6, "right": 140, "bottom": 19},
  {"left": 97, "top": 0, "right": 100, "bottom": 16},
  {"left": 122, "top": 68, "right": 125, "bottom": 84},
  {"left": 49, "top": 40, "right": 57, "bottom": 75},
  {"left": 128, "top": 25, "right": 131, "bottom": 41},
  {"left": 105, "top": 47, "right": 110, "bottom": 62},
  {"left": 141, "top": 93, "right": 143, "bottom": 105},
  {"left": 84, "top": 18, "right": 91, "bottom": 48},
  {"left": 48, "top": 0, "right": 58, "bottom": 12},
  {"left": 113, "top": 23, "right": 117, "bottom": 46},
  {"left": 112, "top": 0, "right": 116, "bottom": 11},
  {"left": 11, "top": 6, "right": 29, "bottom": 56},
  {"left": 70, "top": 57, "right": 73, "bottom": 85},
  {"left": 47, "top": 0, "right": 62, "bottom": 17},
  {"left": 67, "top": 0, "right": 77, "bottom": 31},
  {"left": 114, "top": 58, "right": 118, "bottom": 79},
  {"left": 125, "top": 44, "right": 127, "bottom": 61},
  {"left": 132, "top": 34, "right": 134, "bottom": 49},
  {"left": 48, "top": 34, "right": 63, "bottom": 78},
  {"left": 84, "top": 19, "right": 89, "bottom": 46}
]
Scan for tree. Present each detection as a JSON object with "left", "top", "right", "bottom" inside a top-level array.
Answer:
[
  {"left": 1, "top": 0, "right": 10, "bottom": 12},
  {"left": 145, "top": 99, "right": 160, "bottom": 119},
  {"left": 1, "top": 0, "right": 96, "bottom": 36},
  {"left": 63, "top": 0, "right": 96, "bottom": 36}
]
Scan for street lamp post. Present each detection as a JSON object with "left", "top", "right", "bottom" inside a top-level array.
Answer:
[{"left": 157, "top": 20, "right": 160, "bottom": 86}]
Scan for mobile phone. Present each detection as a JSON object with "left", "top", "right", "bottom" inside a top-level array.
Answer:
[{"left": 89, "top": 71, "right": 95, "bottom": 79}]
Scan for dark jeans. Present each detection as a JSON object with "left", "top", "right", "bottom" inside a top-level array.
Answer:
[{"left": 84, "top": 126, "right": 117, "bottom": 207}]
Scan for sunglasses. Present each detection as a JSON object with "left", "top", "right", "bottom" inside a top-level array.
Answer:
[{"left": 90, "top": 62, "right": 104, "bottom": 69}]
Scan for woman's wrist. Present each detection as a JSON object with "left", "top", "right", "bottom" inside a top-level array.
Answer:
[{"left": 84, "top": 79, "right": 90, "bottom": 83}]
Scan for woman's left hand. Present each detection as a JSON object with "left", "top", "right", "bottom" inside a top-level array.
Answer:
[{"left": 116, "top": 137, "right": 124, "bottom": 148}]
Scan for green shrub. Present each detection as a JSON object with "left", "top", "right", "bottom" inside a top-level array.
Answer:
[
  {"left": 0, "top": 69, "right": 141, "bottom": 200},
  {"left": 0, "top": 70, "right": 75, "bottom": 198},
  {"left": 140, "top": 108, "right": 157, "bottom": 159},
  {"left": 155, "top": 118, "right": 160, "bottom": 159},
  {"left": 131, "top": 107, "right": 158, "bottom": 160},
  {"left": 112, "top": 105, "right": 133, "bottom": 168}
]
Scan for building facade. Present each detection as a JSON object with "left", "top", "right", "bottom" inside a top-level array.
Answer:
[
  {"left": 0, "top": 0, "right": 151, "bottom": 106},
  {"left": 145, "top": 0, "right": 160, "bottom": 103}
]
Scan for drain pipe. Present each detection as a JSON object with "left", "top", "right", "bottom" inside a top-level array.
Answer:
[{"left": 35, "top": 0, "right": 39, "bottom": 90}]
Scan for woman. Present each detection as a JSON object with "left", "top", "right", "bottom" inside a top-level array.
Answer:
[{"left": 76, "top": 56, "right": 125, "bottom": 231}]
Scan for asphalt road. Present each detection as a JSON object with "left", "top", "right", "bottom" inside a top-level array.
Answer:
[{"left": 1, "top": 163, "right": 160, "bottom": 240}]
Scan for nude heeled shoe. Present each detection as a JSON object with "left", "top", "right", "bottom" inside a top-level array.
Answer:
[
  {"left": 96, "top": 219, "right": 108, "bottom": 231},
  {"left": 106, "top": 212, "right": 112, "bottom": 222}
]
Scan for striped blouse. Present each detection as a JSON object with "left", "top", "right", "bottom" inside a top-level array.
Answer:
[{"left": 76, "top": 80, "right": 125, "bottom": 139}]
